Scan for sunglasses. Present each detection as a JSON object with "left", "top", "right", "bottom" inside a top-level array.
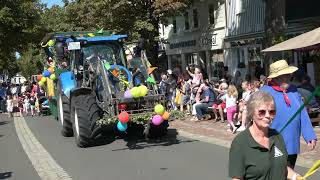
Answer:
[{"left": 257, "top": 109, "right": 276, "bottom": 117}]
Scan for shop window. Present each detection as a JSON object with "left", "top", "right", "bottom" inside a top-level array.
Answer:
[
  {"left": 184, "top": 12, "right": 190, "bottom": 30},
  {"left": 193, "top": 9, "right": 199, "bottom": 28},
  {"left": 173, "top": 18, "right": 177, "bottom": 33},
  {"left": 208, "top": 4, "right": 215, "bottom": 25}
]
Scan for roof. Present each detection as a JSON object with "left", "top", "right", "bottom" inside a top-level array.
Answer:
[{"left": 262, "top": 27, "right": 320, "bottom": 52}]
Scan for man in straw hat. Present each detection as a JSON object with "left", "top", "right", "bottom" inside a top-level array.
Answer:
[{"left": 260, "top": 59, "right": 317, "bottom": 169}]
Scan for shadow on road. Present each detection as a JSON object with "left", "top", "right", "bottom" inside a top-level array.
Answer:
[
  {"left": 112, "top": 128, "right": 198, "bottom": 151},
  {"left": 0, "top": 172, "right": 12, "bottom": 179},
  {"left": 0, "top": 121, "right": 9, "bottom": 126}
]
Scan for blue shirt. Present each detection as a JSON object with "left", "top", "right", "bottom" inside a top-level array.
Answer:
[{"left": 260, "top": 85, "right": 317, "bottom": 155}]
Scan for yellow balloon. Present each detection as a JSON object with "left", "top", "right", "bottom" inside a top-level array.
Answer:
[
  {"left": 130, "top": 87, "right": 141, "bottom": 98},
  {"left": 154, "top": 104, "right": 165, "bottom": 115},
  {"left": 40, "top": 77, "right": 47, "bottom": 83},
  {"left": 139, "top": 85, "right": 148, "bottom": 97},
  {"left": 38, "top": 81, "right": 45, "bottom": 87}
]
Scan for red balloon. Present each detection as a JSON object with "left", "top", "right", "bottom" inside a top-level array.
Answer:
[
  {"left": 118, "top": 111, "right": 130, "bottom": 123},
  {"left": 37, "top": 75, "right": 42, "bottom": 81}
]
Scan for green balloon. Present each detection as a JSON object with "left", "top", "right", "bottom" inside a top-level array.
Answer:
[
  {"left": 38, "top": 81, "right": 45, "bottom": 87},
  {"left": 130, "top": 87, "right": 141, "bottom": 98},
  {"left": 147, "top": 76, "right": 156, "bottom": 84},
  {"left": 139, "top": 85, "right": 148, "bottom": 96},
  {"left": 104, "top": 62, "right": 111, "bottom": 70},
  {"left": 50, "top": 74, "right": 57, "bottom": 81},
  {"left": 154, "top": 104, "right": 165, "bottom": 115}
]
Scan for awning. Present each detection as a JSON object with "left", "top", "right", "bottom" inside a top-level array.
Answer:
[{"left": 262, "top": 27, "right": 320, "bottom": 52}]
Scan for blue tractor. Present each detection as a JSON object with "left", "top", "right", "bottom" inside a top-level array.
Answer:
[{"left": 41, "top": 31, "right": 167, "bottom": 147}]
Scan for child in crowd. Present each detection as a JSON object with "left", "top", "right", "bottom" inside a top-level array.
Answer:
[
  {"left": 12, "top": 95, "right": 20, "bottom": 117},
  {"left": 180, "top": 74, "right": 192, "bottom": 112},
  {"left": 225, "top": 85, "right": 238, "bottom": 133},
  {"left": 6, "top": 95, "right": 13, "bottom": 117},
  {"left": 212, "top": 80, "right": 228, "bottom": 122},
  {"left": 29, "top": 96, "right": 36, "bottom": 116},
  {"left": 23, "top": 95, "right": 30, "bottom": 116},
  {"left": 236, "top": 81, "right": 252, "bottom": 132}
]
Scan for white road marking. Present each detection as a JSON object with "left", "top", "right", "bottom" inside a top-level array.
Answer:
[{"left": 14, "top": 116, "right": 72, "bottom": 180}]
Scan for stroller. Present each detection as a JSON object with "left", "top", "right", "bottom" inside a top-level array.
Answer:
[{"left": 38, "top": 96, "right": 51, "bottom": 116}]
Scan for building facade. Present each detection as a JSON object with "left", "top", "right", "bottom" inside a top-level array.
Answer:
[
  {"left": 163, "top": 0, "right": 226, "bottom": 79},
  {"left": 224, "top": 0, "right": 266, "bottom": 81}
]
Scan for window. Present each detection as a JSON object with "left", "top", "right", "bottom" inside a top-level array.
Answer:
[
  {"left": 208, "top": 4, "right": 215, "bottom": 24},
  {"left": 193, "top": 9, "right": 199, "bottom": 28},
  {"left": 173, "top": 17, "right": 177, "bottom": 33},
  {"left": 184, "top": 12, "right": 190, "bottom": 30}
]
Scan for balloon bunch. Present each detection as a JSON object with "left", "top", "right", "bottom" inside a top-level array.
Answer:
[
  {"left": 117, "top": 111, "right": 130, "bottom": 132},
  {"left": 123, "top": 85, "right": 149, "bottom": 99},
  {"left": 38, "top": 66, "right": 57, "bottom": 87},
  {"left": 152, "top": 104, "right": 170, "bottom": 125}
]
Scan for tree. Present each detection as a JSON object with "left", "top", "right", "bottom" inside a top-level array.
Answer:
[
  {"left": 0, "top": 0, "right": 44, "bottom": 76},
  {"left": 263, "top": 0, "right": 286, "bottom": 68}
]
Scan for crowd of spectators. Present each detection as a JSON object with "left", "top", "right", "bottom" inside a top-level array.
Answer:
[
  {"left": 158, "top": 64, "right": 320, "bottom": 134},
  {"left": 0, "top": 81, "right": 46, "bottom": 117}
]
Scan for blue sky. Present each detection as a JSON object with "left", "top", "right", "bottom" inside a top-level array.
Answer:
[{"left": 41, "top": 0, "right": 64, "bottom": 8}]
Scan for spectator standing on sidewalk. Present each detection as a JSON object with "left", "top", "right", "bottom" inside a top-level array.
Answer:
[
  {"left": 225, "top": 85, "right": 238, "bottom": 133},
  {"left": 6, "top": 95, "right": 13, "bottom": 117},
  {"left": 236, "top": 81, "right": 252, "bottom": 132},
  {"left": 260, "top": 59, "right": 317, "bottom": 169},
  {"left": 0, "top": 83, "right": 6, "bottom": 113},
  {"left": 229, "top": 91, "right": 301, "bottom": 180}
]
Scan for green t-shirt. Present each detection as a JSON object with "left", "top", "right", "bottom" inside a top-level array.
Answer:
[{"left": 229, "top": 128, "right": 288, "bottom": 180}]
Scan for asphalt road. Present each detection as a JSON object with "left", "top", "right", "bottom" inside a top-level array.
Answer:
[{"left": 1, "top": 113, "right": 319, "bottom": 180}]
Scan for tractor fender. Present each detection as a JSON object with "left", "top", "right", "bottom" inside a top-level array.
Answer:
[
  {"left": 70, "top": 87, "right": 92, "bottom": 98},
  {"left": 59, "top": 71, "right": 76, "bottom": 98}
]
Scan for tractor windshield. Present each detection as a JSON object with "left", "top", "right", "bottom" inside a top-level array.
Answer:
[{"left": 82, "top": 42, "right": 126, "bottom": 69}]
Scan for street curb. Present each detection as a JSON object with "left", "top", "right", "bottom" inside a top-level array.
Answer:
[{"left": 177, "top": 130, "right": 314, "bottom": 169}]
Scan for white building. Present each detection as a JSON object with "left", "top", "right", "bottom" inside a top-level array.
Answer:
[
  {"left": 163, "top": 0, "right": 226, "bottom": 79},
  {"left": 224, "top": 0, "right": 266, "bottom": 81}
]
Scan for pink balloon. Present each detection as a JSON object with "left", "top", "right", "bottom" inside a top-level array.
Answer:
[
  {"left": 152, "top": 115, "right": 163, "bottom": 126},
  {"left": 124, "top": 90, "right": 132, "bottom": 98}
]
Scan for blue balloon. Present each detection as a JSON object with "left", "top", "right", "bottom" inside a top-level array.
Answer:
[
  {"left": 117, "top": 121, "right": 127, "bottom": 132},
  {"left": 42, "top": 70, "right": 51, "bottom": 77}
]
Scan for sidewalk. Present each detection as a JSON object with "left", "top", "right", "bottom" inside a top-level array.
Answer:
[{"left": 170, "top": 117, "right": 320, "bottom": 168}]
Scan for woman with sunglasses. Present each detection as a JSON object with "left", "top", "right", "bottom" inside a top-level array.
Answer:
[{"left": 229, "top": 91, "right": 301, "bottom": 180}]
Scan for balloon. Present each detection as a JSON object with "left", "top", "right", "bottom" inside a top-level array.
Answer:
[
  {"left": 118, "top": 111, "right": 130, "bottom": 123},
  {"left": 117, "top": 121, "right": 128, "bottom": 132},
  {"left": 50, "top": 74, "right": 57, "bottom": 80},
  {"left": 130, "top": 87, "right": 141, "bottom": 98},
  {"left": 42, "top": 70, "right": 51, "bottom": 77},
  {"left": 48, "top": 67, "right": 55, "bottom": 73},
  {"left": 40, "top": 77, "right": 47, "bottom": 83},
  {"left": 124, "top": 89, "right": 132, "bottom": 98},
  {"left": 154, "top": 104, "right": 165, "bottom": 115},
  {"left": 162, "top": 111, "right": 170, "bottom": 120},
  {"left": 139, "top": 85, "right": 148, "bottom": 96},
  {"left": 47, "top": 39, "right": 55, "bottom": 47},
  {"left": 152, "top": 115, "right": 163, "bottom": 125},
  {"left": 147, "top": 76, "right": 156, "bottom": 85},
  {"left": 104, "top": 62, "right": 111, "bottom": 70},
  {"left": 88, "top": 33, "right": 95, "bottom": 37},
  {"left": 37, "top": 75, "right": 42, "bottom": 81},
  {"left": 38, "top": 81, "right": 45, "bottom": 87}
]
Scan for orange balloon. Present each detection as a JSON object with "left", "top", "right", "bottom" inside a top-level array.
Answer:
[
  {"left": 162, "top": 111, "right": 170, "bottom": 120},
  {"left": 48, "top": 67, "right": 55, "bottom": 73},
  {"left": 37, "top": 75, "right": 42, "bottom": 81}
]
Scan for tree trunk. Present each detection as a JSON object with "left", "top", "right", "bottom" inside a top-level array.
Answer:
[{"left": 263, "top": 0, "right": 286, "bottom": 71}]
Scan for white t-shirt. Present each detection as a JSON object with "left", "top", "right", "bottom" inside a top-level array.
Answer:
[
  {"left": 225, "top": 94, "right": 237, "bottom": 108},
  {"left": 242, "top": 90, "right": 252, "bottom": 102}
]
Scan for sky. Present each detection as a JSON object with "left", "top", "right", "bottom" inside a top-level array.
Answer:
[{"left": 41, "top": 0, "right": 64, "bottom": 8}]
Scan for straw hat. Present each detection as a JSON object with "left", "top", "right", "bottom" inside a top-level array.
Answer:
[{"left": 268, "top": 59, "right": 298, "bottom": 78}]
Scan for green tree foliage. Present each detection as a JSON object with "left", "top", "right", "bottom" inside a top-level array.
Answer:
[
  {"left": 17, "top": 45, "right": 45, "bottom": 80},
  {"left": 0, "top": 0, "right": 44, "bottom": 76}
]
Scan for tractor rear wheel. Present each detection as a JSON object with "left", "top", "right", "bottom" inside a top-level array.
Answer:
[{"left": 71, "top": 93, "right": 101, "bottom": 148}]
